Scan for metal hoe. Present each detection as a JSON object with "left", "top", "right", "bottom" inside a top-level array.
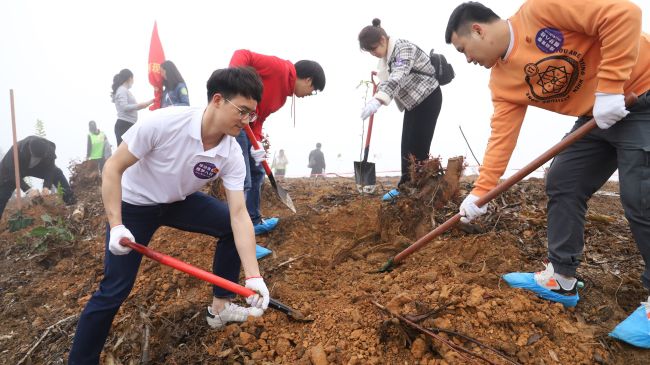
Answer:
[{"left": 120, "top": 238, "right": 312, "bottom": 321}]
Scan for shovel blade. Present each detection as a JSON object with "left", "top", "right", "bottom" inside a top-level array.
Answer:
[
  {"left": 268, "top": 174, "right": 296, "bottom": 213},
  {"left": 269, "top": 298, "right": 313, "bottom": 322},
  {"left": 354, "top": 161, "right": 376, "bottom": 194},
  {"left": 275, "top": 185, "right": 296, "bottom": 213}
]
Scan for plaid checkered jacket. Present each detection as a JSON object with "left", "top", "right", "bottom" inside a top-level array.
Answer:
[{"left": 375, "top": 38, "right": 439, "bottom": 111}]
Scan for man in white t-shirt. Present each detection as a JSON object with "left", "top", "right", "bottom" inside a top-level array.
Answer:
[{"left": 69, "top": 68, "right": 270, "bottom": 364}]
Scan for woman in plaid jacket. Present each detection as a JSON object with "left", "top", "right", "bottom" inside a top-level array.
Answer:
[{"left": 359, "top": 18, "right": 443, "bottom": 201}]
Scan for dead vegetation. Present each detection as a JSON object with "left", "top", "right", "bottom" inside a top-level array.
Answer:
[{"left": 0, "top": 157, "right": 647, "bottom": 364}]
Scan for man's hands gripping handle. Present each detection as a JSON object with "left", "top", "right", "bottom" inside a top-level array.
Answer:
[
  {"left": 458, "top": 93, "right": 639, "bottom": 223},
  {"left": 110, "top": 225, "right": 135, "bottom": 255},
  {"left": 118, "top": 237, "right": 270, "bottom": 311},
  {"left": 593, "top": 93, "right": 630, "bottom": 129},
  {"left": 244, "top": 276, "right": 270, "bottom": 310}
]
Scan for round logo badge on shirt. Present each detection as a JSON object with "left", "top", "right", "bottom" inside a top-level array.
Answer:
[
  {"left": 535, "top": 28, "right": 563, "bottom": 54},
  {"left": 193, "top": 162, "right": 219, "bottom": 179}
]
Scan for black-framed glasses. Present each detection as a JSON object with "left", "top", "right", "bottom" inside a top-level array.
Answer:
[{"left": 225, "top": 99, "right": 258, "bottom": 123}]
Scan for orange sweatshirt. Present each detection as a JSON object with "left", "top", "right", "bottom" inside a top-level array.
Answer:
[{"left": 473, "top": 0, "right": 650, "bottom": 196}]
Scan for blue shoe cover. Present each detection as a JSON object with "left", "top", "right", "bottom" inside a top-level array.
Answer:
[
  {"left": 382, "top": 189, "right": 400, "bottom": 201},
  {"left": 254, "top": 217, "right": 279, "bottom": 235},
  {"left": 255, "top": 244, "right": 272, "bottom": 260},
  {"left": 609, "top": 304, "right": 650, "bottom": 348},
  {"left": 502, "top": 272, "right": 579, "bottom": 307}
]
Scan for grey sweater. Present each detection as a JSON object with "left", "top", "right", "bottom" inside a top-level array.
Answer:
[{"left": 113, "top": 85, "right": 139, "bottom": 123}]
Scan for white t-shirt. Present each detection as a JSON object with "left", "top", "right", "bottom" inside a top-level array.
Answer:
[{"left": 121, "top": 106, "right": 245, "bottom": 205}]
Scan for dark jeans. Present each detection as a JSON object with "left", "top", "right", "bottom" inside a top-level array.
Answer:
[
  {"left": 0, "top": 166, "right": 73, "bottom": 219},
  {"left": 114, "top": 119, "right": 134, "bottom": 146},
  {"left": 399, "top": 87, "right": 443, "bottom": 186},
  {"left": 546, "top": 91, "right": 650, "bottom": 288},
  {"left": 68, "top": 192, "right": 241, "bottom": 364},
  {"left": 235, "top": 130, "right": 265, "bottom": 225}
]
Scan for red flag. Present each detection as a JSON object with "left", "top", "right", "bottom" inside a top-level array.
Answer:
[{"left": 148, "top": 21, "right": 166, "bottom": 110}]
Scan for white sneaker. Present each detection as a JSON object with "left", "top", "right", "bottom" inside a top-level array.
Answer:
[
  {"left": 534, "top": 262, "right": 577, "bottom": 293},
  {"left": 206, "top": 302, "right": 264, "bottom": 329}
]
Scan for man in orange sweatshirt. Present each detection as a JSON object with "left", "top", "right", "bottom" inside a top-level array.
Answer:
[{"left": 446, "top": 0, "right": 650, "bottom": 348}]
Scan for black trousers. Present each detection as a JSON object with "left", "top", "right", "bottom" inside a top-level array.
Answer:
[
  {"left": 114, "top": 119, "right": 134, "bottom": 146},
  {"left": 546, "top": 91, "right": 650, "bottom": 288},
  {"left": 399, "top": 87, "right": 443, "bottom": 186}
]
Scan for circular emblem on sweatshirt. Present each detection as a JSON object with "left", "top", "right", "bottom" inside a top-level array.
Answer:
[
  {"left": 535, "top": 28, "right": 563, "bottom": 53},
  {"left": 525, "top": 55, "right": 580, "bottom": 102},
  {"left": 193, "top": 162, "right": 219, "bottom": 179}
]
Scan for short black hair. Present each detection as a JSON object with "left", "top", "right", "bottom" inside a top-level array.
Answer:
[
  {"left": 206, "top": 67, "right": 263, "bottom": 103},
  {"left": 445, "top": 2, "right": 500, "bottom": 44},
  {"left": 295, "top": 60, "right": 326, "bottom": 91}
]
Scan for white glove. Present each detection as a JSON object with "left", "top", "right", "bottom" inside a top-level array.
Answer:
[
  {"left": 249, "top": 146, "right": 266, "bottom": 166},
  {"left": 26, "top": 188, "right": 40, "bottom": 198},
  {"left": 109, "top": 224, "right": 135, "bottom": 255},
  {"left": 361, "top": 98, "right": 382, "bottom": 120},
  {"left": 245, "top": 277, "right": 270, "bottom": 310},
  {"left": 459, "top": 194, "right": 487, "bottom": 223},
  {"left": 593, "top": 93, "right": 629, "bottom": 129}
]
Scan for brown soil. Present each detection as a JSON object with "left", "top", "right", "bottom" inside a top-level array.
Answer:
[{"left": 0, "top": 159, "right": 648, "bottom": 364}]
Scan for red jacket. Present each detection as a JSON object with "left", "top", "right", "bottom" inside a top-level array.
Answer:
[{"left": 229, "top": 49, "right": 296, "bottom": 140}]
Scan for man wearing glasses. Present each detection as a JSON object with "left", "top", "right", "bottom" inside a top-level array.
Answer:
[
  {"left": 229, "top": 50, "right": 326, "bottom": 238},
  {"left": 68, "top": 67, "right": 271, "bottom": 364}
]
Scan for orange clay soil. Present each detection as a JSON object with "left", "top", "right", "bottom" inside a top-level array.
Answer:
[{"left": 0, "top": 159, "right": 647, "bottom": 364}]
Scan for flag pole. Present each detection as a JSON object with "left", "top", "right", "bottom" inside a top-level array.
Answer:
[{"left": 9, "top": 89, "right": 22, "bottom": 209}]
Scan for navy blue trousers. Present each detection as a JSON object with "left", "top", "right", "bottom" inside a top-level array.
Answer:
[
  {"left": 235, "top": 129, "right": 265, "bottom": 224},
  {"left": 68, "top": 192, "right": 240, "bottom": 364}
]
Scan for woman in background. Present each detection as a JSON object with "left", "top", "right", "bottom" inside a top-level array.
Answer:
[
  {"left": 111, "top": 69, "right": 153, "bottom": 145},
  {"left": 161, "top": 60, "right": 190, "bottom": 107},
  {"left": 272, "top": 149, "right": 289, "bottom": 178}
]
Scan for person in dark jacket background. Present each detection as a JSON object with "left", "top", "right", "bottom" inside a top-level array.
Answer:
[
  {"left": 0, "top": 136, "right": 75, "bottom": 219},
  {"left": 308, "top": 143, "right": 326, "bottom": 177},
  {"left": 161, "top": 60, "right": 190, "bottom": 107}
]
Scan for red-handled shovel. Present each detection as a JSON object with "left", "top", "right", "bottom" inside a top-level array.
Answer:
[
  {"left": 378, "top": 93, "right": 639, "bottom": 272},
  {"left": 120, "top": 238, "right": 311, "bottom": 321},
  {"left": 244, "top": 125, "right": 296, "bottom": 213},
  {"left": 354, "top": 71, "right": 379, "bottom": 194}
]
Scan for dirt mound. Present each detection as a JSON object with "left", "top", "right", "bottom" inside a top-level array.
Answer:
[{"left": 0, "top": 160, "right": 648, "bottom": 364}]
